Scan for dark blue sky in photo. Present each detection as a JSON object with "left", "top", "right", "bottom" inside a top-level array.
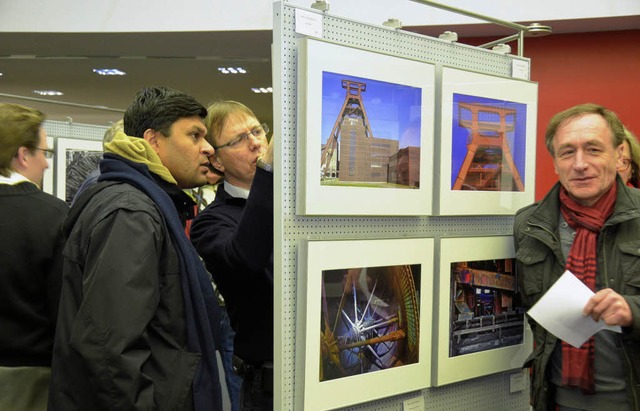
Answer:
[
  {"left": 321, "top": 71, "right": 422, "bottom": 149},
  {"left": 450, "top": 93, "right": 528, "bottom": 189}
]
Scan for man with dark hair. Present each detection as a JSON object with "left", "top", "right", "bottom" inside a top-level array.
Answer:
[
  {"left": 515, "top": 103, "right": 640, "bottom": 410},
  {"left": 0, "top": 103, "right": 68, "bottom": 411},
  {"left": 50, "top": 86, "right": 234, "bottom": 410}
]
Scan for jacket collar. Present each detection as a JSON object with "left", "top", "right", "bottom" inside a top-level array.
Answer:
[
  {"left": 607, "top": 177, "right": 640, "bottom": 226},
  {"left": 527, "top": 182, "right": 562, "bottom": 232}
]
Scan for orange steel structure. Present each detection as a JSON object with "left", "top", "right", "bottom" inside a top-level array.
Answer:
[
  {"left": 320, "top": 80, "right": 375, "bottom": 178},
  {"left": 453, "top": 102, "right": 524, "bottom": 191}
]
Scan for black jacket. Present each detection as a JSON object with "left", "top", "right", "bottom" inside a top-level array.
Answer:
[
  {"left": 514, "top": 179, "right": 640, "bottom": 410},
  {"left": 190, "top": 168, "right": 274, "bottom": 364},
  {"left": 50, "top": 179, "right": 200, "bottom": 410},
  {"left": 0, "top": 181, "right": 68, "bottom": 367}
]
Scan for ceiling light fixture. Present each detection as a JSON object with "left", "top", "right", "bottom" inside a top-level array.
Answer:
[
  {"left": 438, "top": 31, "right": 458, "bottom": 42},
  {"left": 93, "top": 68, "right": 126, "bottom": 76},
  {"left": 218, "top": 67, "right": 247, "bottom": 74},
  {"left": 33, "top": 90, "right": 63, "bottom": 96},
  {"left": 311, "top": 1, "right": 330, "bottom": 12},
  {"left": 382, "top": 18, "right": 403, "bottom": 29},
  {"left": 251, "top": 87, "right": 273, "bottom": 94}
]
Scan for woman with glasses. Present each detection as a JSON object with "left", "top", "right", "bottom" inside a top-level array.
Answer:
[
  {"left": 190, "top": 101, "right": 274, "bottom": 411},
  {"left": 617, "top": 128, "right": 640, "bottom": 188},
  {"left": 0, "top": 103, "right": 68, "bottom": 411}
]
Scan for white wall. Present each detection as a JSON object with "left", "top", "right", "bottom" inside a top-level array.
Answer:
[
  {"left": 0, "top": 0, "right": 273, "bottom": 31},
  {"left": 0, "top": 0, "right": 638, "bottom": 32}
]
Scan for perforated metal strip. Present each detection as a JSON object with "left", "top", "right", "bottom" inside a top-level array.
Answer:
[
  {"left": 44, "top": 120, "right": 109, "bottom": 142},
  {"left": 274, "top": 2, "right": 531, "bottom": 410}
]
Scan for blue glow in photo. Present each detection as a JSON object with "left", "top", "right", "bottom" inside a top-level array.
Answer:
[{"left": 321, "top": 71, "right": 422, "bottom": 149}]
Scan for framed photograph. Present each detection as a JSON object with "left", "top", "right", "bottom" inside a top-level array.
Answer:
[
  {"left": 296, "top": 37, "right": 435, "bottom": 215},
  {"left": 298, "top": 238, "right": 433, "bottom": 410},
  {"left": 55, "top": 138, "right": 103, "bottom": 204},
  {"left": 42, "top": 136, "right": 55, "bottom": 195},
  {"left": 437, "top": 66, "right": 538, "bottom": 215},
  {"left": 433, "top": 236, "right": 532, "bottom": 386}
]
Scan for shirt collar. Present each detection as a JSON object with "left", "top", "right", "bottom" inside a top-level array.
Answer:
[
  {"left": 0, "top": 171, "right": 34, "bottom": 186},
  {"left": 224, "top": 180, "right": 250, "bottom": 199}
]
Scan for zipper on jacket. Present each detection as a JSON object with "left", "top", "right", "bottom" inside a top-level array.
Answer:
[{"left": 599, "top": 229, "right": 610, "bottom": 288}]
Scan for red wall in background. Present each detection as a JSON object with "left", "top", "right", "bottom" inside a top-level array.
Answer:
[{"left": 466, "top": 30, "right": 640, "bottom": 200}]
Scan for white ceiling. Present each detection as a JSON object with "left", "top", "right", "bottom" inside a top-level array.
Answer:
[{"left": 0, "top": 15, "right": 638, "bottom": 128}]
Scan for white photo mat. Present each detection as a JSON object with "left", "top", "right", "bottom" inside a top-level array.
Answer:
[
  {"left": 296, "top": 37, "right": 436, "bottom": 216},
  {"left": 42, "top": 136, "right": 55, "bottom": 195},
  {"left": 298, "top": 238, "right": 434, "bottom": 410},
  {"left": 433, "top": 236, "right": 532, "bottom": 386},
  {"left": 437, "top": 66, "right": 538, "bottom": 215},
  {"left": 55, "top": 137, "right": 103, "bottom": 204}
]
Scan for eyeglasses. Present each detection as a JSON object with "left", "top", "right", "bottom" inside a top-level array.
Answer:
[
  {"left": 34, "top": 147, "right": 55, "bottom": 159},
  {"left": 213, "top": 123, "right": 269, "bottom": 150},
  {"left": 618, "top": 158, "right": 632, "bottom": 171}
]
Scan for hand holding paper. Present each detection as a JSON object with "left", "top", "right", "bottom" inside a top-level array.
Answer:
[{"left": 527, "top": 270, "right": 622, "bottom": 348}]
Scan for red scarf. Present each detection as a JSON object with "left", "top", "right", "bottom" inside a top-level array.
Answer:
[{"left": 559, "top": 183, "right": 617, "bottom": 394}]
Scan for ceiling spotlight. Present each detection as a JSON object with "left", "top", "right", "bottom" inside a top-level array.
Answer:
[
  {"left": 33, "top": 90, "right": 63, "bottom": 96},
  {"left": 93, "top": 68, "right": 126, "bottom": 76},
  {"left": 526, "top": 23, "right": 553, "bottom": 37},
  {"left": 310, "top": 0, "right": 329, "bottom": 12},
  {"left": 382, "top": 18, "right": 402, "bottom": 29},
  {"left": 251, "top": 87, "right": 273, "bottom": 94},
  {"left": 0, "top": 72, "right": 3, "bottom": 77},
  {"left": 438, "top": 31, "right": 458, "bottom": 42},
  {"left": 218, "top": 67, "right": 247, "bottom": 74},
  {"left": 491, "top": 44, "right": 512, "bottom": 54}
]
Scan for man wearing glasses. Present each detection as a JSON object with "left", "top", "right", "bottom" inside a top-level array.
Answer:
[
  {"left": 0, "top": 103, "right": 68, "bottom": 411},
  {"left": 616, "top": 128, "right": 640, "bottom": 188},
  {"left": 190, "top": 101, "right": 274, "bottom": 410}
]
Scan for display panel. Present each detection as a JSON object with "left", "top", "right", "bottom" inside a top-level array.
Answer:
[
  {"left": 437, "top": 67, "right": 538, "bottom": 215},
  {"left": 55, "top": 138, "right": 103, "bottom": 204},
  {"left": 297, "top": 38, "right": 435, "bottom": 215},
  {"left": 433, "top": 236, "right": 532, "bottom": 386},
  {"left": 42, "top": 136, "right": 55, "bottom": 195},
  {"left": 299, "top": 238, "right": 434, "bottom": 410}
]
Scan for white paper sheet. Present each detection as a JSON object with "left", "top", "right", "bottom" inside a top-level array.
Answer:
[{"left": 527, "top": 270, "right": 621, "bottom": 348}]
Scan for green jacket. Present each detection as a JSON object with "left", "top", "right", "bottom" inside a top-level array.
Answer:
[{"left": 514, "top": 178, "right": 640, "bottom": 411}]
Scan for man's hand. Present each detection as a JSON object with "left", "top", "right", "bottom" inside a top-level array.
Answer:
[
  {"left": 583, "top": 288, "right": 633, "bottom": 327},
  {"left": 260, "top": 134, "right": 274, "bottom": 167}
]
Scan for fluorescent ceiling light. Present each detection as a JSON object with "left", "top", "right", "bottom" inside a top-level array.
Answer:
[
  {"left": 93, "top": 68, "right": 126, "bottom": 76},
  {"left": 251, "top": 87, "right": 273, "bottom": 94},
  {"left": 33, "top": 90, "right": 63, "bottom": 96},
  {"left": 218, "top": 67, "right": 247, "bottom": 74}
]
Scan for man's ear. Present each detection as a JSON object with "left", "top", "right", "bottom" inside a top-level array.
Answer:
[
  {"left": 616, "top": 143, "right": 624, "bottom": 161},
  {"left": 14, "top": 146, "right": 30, "bottom": 167},
  {"left": 615, "top": 146, "right": 625, "bottom": 170},
  {"left": 143, "top": 129, "right": 160, "bottom": 153},
  {"left": 211, "top": 155, "right": 225, "bottom": 174}
]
